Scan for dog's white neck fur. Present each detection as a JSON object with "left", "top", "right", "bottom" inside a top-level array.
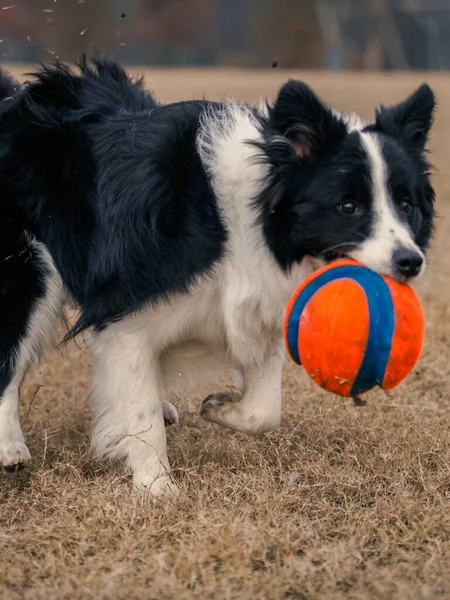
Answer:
[{"left": 197, "top": 102, "right": 313, "bottom": 359}]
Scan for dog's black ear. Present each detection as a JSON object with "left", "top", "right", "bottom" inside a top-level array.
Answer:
[
  {"left": 375, "top": 84, "right": 435, "bottom": 148},
  {"left": 269, "top": 80, "right": 346, "bottom": 158}
]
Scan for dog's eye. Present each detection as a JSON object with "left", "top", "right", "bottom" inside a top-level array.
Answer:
[
  {"left": 337, "top": 201, "right": 361, "bottom": 216},
  {"left": 400, "top": 199, "right": 413, "bottom": 215}
]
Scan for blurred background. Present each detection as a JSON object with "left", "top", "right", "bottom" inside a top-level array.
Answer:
[{"left": 1, "top": 0, "right": 450, "bottom": 70}]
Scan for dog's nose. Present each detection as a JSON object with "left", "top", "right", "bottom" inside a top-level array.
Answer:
[{"left": 393, "top": 248, "right": 423, "bottom": 278}]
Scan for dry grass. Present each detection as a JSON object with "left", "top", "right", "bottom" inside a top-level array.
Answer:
[{"left": 1, "top": 69, "right": 450, "bottom": 600}]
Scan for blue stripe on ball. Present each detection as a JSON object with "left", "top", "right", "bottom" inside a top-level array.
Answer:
[
  {"left": 350, "top": 271, "right": 394, "bottom": 395},
  {"left": 287, "top": 265, "right": 368, "bottom": 364},
  {"left": 286, "top": 266, "right": 395, "bottom": 394}
]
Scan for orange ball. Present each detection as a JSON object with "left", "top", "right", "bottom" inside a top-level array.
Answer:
[{"left": 283, "top": 259, "right": 425, "bottom": 397}]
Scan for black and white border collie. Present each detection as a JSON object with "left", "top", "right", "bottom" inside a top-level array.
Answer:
[{"left": 0, "top": 58, "right": 435, "bottom": 495}]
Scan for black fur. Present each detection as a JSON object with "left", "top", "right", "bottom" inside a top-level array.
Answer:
[
  {"left": 0, "top": 58, "right": 227, "bottom": 338},
  {"left": 0, "top": 221, "right": 48, "bottom": 396},
  {"left": 0, "top": 72, "right": 37, "bottom": 397}
]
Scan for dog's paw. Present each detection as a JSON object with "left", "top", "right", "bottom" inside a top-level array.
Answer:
[
  {"left": 200, "top": 389, "right": 243, "bottom": 427},
  {"left": 132, "top": 472, "right": 178, "bottom": 498},
  {"left": 201, "top": 390, "right": 240, "bottom": 416},
  {"left": 200, "top": 389, "right": 279, "bottom": 434},
  {"left": 1, "top": 438, "right": 31, "bottom": 473},
  {"left": 163, "top": 400, "right": 179, "bottom": 426}
]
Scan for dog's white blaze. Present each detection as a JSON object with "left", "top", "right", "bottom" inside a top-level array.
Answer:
[{"left": 352, "top": 131, "right": 424, "bottom": 277}]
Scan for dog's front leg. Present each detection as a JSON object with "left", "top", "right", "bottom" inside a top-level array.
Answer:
[
  {"left": 90, "top": 322, "right": 176, "bottom": 496},
  {"left": 200, "top": 343, "right": 283, "bottom": 434}
]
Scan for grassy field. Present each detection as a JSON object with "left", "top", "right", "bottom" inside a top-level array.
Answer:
[{"left": 1, "top": 68, "right": 449, "bottom": 600}]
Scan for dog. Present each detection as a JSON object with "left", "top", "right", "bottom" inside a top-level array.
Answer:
[{"left": 0, "top": 58, "right": 435, "bottom": 495}]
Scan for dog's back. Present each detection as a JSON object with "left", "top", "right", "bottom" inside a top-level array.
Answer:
[
  {"left": 0, "top": 57, "right": 226, "bottom": 340},
  {"left": 0, "top": 57, "right": 158, "bottom": 405}
]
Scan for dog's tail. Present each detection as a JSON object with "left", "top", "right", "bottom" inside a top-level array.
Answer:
[
  {"left": 21, "top": 54, "right": 159, "bottom": 124},
  {"left": 77, "top": 54, "right": 160, "bottom": 116}
]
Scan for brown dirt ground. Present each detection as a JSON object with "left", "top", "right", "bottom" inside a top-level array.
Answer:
[{"left": 1, "top": 68, "right": 449, "bottom": 600}]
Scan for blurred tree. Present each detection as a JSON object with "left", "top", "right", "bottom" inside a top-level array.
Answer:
[
  {"left": 134, "top": 0, "right": 212, "bottom": 64},
  {"left": 0, "top": 0, "right": 120, "bottom": 61},
  {"left": 209, "top": 0, "right": 254, "bottom": 65},
  {"left": 37, "top": 0, "right": 115, "bottom": 61},
  {"left": 1, "top": 0, "right": 449, "bottom": 69},
  {"left": 253, "top": 0, "right": 323, "bottom": 68}
]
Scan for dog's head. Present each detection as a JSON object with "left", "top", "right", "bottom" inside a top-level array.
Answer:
[{"left": 257, "top": 80, "right": 435, "bottom": 282}]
